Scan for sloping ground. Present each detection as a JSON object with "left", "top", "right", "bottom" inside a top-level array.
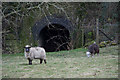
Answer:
[{"left": 2, "top": 46, "right": 118, "bottom": 78}]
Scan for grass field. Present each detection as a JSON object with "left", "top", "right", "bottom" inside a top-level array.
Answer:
[{"left": 2, "top": 46, "right": 118, "bottom": 78}]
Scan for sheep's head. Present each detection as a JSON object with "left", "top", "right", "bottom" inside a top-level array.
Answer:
[
  {"left": 24, "top": 45, "right": 31, "bottom": 52},
  {"left": 86, "top": 51, "right": 91, "bottom": 58}
]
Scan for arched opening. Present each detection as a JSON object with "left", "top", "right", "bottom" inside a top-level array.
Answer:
[{"left": 39, "top": 24, "right": 70, "bottom": 52}]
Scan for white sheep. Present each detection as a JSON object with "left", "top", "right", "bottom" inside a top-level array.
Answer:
[{"left": 24, "top": 45, "right": 47, "bottom": 65}]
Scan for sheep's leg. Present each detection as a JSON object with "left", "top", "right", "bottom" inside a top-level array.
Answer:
[
  {"left": 91, "top": 53, "right": 94, "bottom": 58},
  {"left": 29, "top": 60, "right": 32, "bottom": 65},
  {"left": 28, "top": 58, "right": 32, "bottom": 65},
  {"left": 92, "top": 51, "right": 95, "bottom": 58},
  {"left": 44, "top": 59, "right": 47, "bottom": 64},
  {"left": 40, "top": 59, "right": 43, "bottom": 64},
  {"left": 92, "top": 54, "right": 94, "bottom": 58},
  {"left": 91, "top": 53, "right": 93, "bottom": 57},
  {"left": 97, "top": 53, "right": 99, "bottom": 56}
]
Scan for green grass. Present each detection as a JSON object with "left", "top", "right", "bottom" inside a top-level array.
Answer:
[{"left": 2, "top": 46, "right": 118, "bottom": 78}]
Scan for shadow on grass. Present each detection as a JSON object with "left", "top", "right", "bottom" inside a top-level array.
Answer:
[{"left": 19, "top": 63, "right": 41, "bottom": 66}]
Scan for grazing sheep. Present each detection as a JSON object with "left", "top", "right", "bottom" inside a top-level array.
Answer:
[
  {"left": 86, "top": 42, "right": 99, "bottom": 57},
  {"left": 24, "top": 45, "right": 47, "bottom": 65}
]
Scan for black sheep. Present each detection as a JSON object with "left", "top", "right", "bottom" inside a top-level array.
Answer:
[{"left": 87, "top": 42, "right": 99, "bottom": 57}]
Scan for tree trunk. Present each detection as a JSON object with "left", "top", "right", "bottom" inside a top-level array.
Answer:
[{"left": 96, "top": 18, "right": 99, "bottom": 45}]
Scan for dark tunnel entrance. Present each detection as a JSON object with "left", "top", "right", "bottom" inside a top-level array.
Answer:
[{"left": 39, "top": 24, "right": 70, "bottom": 52}]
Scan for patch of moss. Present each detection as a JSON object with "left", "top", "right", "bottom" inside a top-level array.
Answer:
[
  {"left": 111, "top": 42, "right": 117, "bottom": 46},
  {"left": 99, "top": 41, "right": 106, "bottom": 48}
]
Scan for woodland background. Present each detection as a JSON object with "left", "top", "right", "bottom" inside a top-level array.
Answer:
[{"left": 2, "top": 2, "right": 119, "bottom": 54}]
